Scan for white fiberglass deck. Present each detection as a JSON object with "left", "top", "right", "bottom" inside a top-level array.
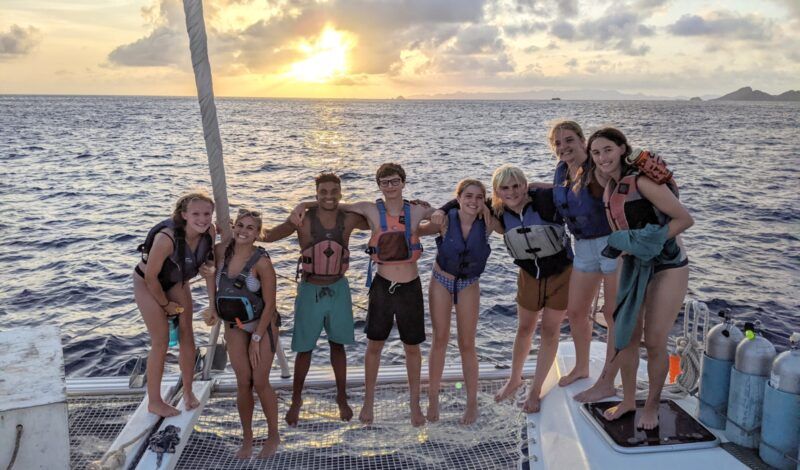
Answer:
[{"left": 525, "top": 341, "right": 749, "bottom": 469}]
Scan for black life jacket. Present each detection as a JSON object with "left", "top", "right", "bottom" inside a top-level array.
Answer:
[
  {"left": 137, "top": 219, "right": 213, "bottom": 286},
  {"left": 215, "top": 247, "right": 268, "bottom": 325}
]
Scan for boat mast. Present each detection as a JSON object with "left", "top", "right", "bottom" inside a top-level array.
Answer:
[
  {"left": 182, "top": 0, "right": 231, "bottom": 231},
  {"left": 182, "top": 0, "right": 227, "bottom": 380}
]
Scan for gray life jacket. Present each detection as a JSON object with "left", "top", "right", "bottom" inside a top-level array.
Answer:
[
  {"left": 215, "top": 247, "right": 268, "bottom": 325},
  {"left": 501, "top": 206, "right": 568, "bottom": 261}
]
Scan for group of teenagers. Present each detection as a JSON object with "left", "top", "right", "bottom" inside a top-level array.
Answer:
[{"left": 132, "top": 120, "right": 693, "bottom": 459}]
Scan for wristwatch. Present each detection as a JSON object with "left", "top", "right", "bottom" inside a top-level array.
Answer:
[{"left": 252, "top": 333, "right": 262, "bottom": 343}]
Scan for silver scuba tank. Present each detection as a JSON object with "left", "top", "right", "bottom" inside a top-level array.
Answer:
[
  {"left": 697, "top": 309, "right": 744, "bottom": 428},
  {"left": 705, "top": 309, "right": 745, "bottom": 361},
  {"left": 759, "top": 333, "right": 800, "bottom": 470},
  {"left": 725, "top": 322, "right": 777, "bottom": 448}
]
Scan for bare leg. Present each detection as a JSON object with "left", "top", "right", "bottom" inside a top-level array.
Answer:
[
  {"left": 405, "top": 343, "right": 426, "bottom": 427},
  {"left": 524, "top": 307, "right": 567, "bottom": 413},
  {"left": 496, "top": 305, "right": 540, "bottom": 402},
  {"left": 427, "top": 278, "right": 454, "bottom": 423},
  {"left": 254, "top": 323, "right": 280, "bottom": 458},
  {"left": 285, "top": 350, "right": 311, "bottom": 427},
  {"left": 638, "top": 265, "right": 689, "bottom": 429},
  {"left": 226, "top": 326, "right": 255, "bottom": 459},
  {"left": 603, "top": 313, "right": 644, "bottom": 421},
  {"left": 173, "top": 284, "right": 199, "bottom": 410},
  {"left": 134, "top": 275, "right": 179, "bottom": 418},
  {"left": 454, "top": 282, "right": 480, "bottom": 424},
  {"left": 575, "top": 271, "right": 621, "bottom": 402},
  {"left": 560, "top": 270, "right": 600, "bottom": 387},
  {"left": 329, "top": 341, "right": 353, "bottom": 421},
  {"left": 359, "top": 339, "right": 384, "bottom": 424}
]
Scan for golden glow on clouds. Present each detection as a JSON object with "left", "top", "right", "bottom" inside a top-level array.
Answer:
[{"left": 287, "top": 27, "right": 354, "bottom": 83}]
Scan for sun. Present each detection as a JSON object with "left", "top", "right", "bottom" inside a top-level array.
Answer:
[{"left": 288, "top": 27, "right": 354, "bottom": 83}]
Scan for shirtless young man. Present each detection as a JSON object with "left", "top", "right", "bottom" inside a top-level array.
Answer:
[
  {"left": 264, "top": 173, "right": 368, "bottom": 426},
  {"left": 293, "top": 163, "right": 434, "bottom": 427}
]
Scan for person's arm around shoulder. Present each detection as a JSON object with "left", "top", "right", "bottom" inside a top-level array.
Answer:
[
  {"left": 637, "top": 176, "right": 694, "bottom": 239},
  {"left": 260, "top": 219, "right": 297, "bottom": 243},
  {"left": 346, "top": 212, "right": 370, "bottom": 233},
  {"left": 417, "top": 216, "right": 446, "bottom": 237},
  {"left": 249, "top": 254, "right": 277, "bottom": 369}
]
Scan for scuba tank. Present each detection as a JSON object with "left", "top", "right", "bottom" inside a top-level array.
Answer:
[
  {"left": 697, "top": 309, "right": 744, "bottom": 428},
  {"left": 725, "top": 322, "right": 777, "bottom": 448},
  {"left": 759, "top": 332, "right": 800, "bottom": 470}
]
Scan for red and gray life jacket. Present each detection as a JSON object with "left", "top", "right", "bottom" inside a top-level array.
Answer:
[
  {"left": 364, "top": 199, "right": 423, "bottom": 286},
  {"left": 604, "top": 170, "right": 679, "bottom": 231},
  {"left": 216, "top": 247, "right": 268, "bottom": 326},
  {"left": 297, "top": 207, "right": 349, "bottom": 279},
  {"left": 137, "top": 218, "right": 213, "bottom": 286}
]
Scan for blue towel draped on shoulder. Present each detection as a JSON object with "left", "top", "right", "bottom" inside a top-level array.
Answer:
[{"left": 607, "top": 224, "right": 682, "bottom": 352}]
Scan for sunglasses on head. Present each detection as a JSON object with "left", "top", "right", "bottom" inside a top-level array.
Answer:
[{"left": 237, "top": 208, "right": 261, "bottom": 218}]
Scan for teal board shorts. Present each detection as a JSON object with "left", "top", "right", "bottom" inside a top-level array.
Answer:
[{"left": 291, "top": 277, "right": 355, "bottom": 352}]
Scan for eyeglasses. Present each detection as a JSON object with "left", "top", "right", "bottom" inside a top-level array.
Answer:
[
  {"left": 378, "top": 177, "right": 403, "bottom": 188},
  {"left": 237, "top": 208, "right": 261, "bottom": 218}
]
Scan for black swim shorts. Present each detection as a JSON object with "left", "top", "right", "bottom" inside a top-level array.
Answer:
[{"left": 365, "top": 274, "right": 425, "bottom": 345}]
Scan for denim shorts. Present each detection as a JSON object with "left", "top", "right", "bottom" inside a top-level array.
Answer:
[{"left": 573, "top": 236, "right": 619, "bottom": 274}]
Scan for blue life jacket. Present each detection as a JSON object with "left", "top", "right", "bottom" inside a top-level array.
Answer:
[
  {"left": 435, "top": 209, "right": 491, "bottom": 280},
  {"left": 501, "top": 203, "right": 570, "bottom": 279},
  {"left": 552, "top": 161, "right": 611, "bottom": 240},
  {"left": 137, "top": 219, "right": 213, "bottom": 286}
]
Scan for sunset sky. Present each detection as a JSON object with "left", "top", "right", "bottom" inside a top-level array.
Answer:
[{"left": 1, "top": 0, "right": 798, "bottom": 99}]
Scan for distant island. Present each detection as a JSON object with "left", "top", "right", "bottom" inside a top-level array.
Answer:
[
  {"left": 713, "top": 86, "right": 800, "bottom": 101},
  {"left": 689, "top": 97, "right": 702, "bottom": 101}
]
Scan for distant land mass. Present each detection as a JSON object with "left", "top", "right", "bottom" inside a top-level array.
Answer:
[
  {"left": 406, "top": 86, "right": 800, "bottom": 101},
  {"left": 713, "top": 86, "right": 800, "bottom": 101}
]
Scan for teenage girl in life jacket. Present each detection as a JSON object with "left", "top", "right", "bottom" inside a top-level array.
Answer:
[
  {"left": 488, "top": 165, "right": 573, "bottom": 413},
  {"left": 417, "top": 178, "right": 493, "bottom": 425},
  {"left": 548, "top": 120, "right": 622, "bottom": 403},
  {"left": 589, "top": 127, "right": 693, "bottom": 430},
  {"left": 133, "top": 192, "right": 216, "bottom": 418},
  {"left": 202, "top": 208, "right": 280, "bottom": 458}
]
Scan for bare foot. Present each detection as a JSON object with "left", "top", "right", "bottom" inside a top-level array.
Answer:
[
  {"left": 494, "top": 377, "right": 523, "bottom": 402},
  {"left": 522, "top": 390, "right": 541, "bottom": 414},
  {"left": 637, "top": 404, "right": 659, "bottom": 430},
  {"left": 184, "top": 391, "right": 200, "bottom": 410},
  {"left": 558, "top": 367, "right": 589, "bottom": 387},
  {"left": 410, "top": 404, "right": 426, "bottom": 427},
  {"left": 337, "top": 396, "right": 353, "bottom": 422},
  {"left": 285, "top": 400, "right": 303, "bottom": 427},
  {"left": 257, "top": 436, "right": 280, "bottom": 458},
  {"left": 426, "top": 394, "right": 440, "bottom": 423},
  {"left": 359, "top": 402, "right": 374, "bottom": 425},
  {"left": 234, "top": 442, "right": 252, "bottom": 459},
  {"left": 603, "top": 400, "right": 636, "bottom": 421},
  {"left": 573, "top": 382, "right": 617, "bottom": 403},
  {"left": 460, "top": 402, "right": 478, "bottom": 425},
  {"left": 148, "top": 400, "right": 180, "bottom": 418}
]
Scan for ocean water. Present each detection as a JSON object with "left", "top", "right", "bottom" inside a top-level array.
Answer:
[{"left": 0, "top": 95, "right": 797, "bottom": 378}]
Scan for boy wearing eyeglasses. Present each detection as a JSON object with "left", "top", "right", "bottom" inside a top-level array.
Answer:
[
  {"left": 264, "top": 172, "right": 369, "bottom": 427},
  {"left": 292, "top": 163, "right": 434, "bottom": 426}
]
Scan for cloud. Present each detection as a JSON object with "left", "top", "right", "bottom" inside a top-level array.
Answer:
[
  {"left": 668, "top": 11, "right": 775, "bottom": 41},
  {"left": 108, "top": 0, "right": 512, "bottom": 78},
  {"left": 576, "top": 12, "right": 653, "bottom": 55},
  {"left": 550, "top": 21, "right": 575, "bottom": 40},
  {"left": 0, "top": 25, "right": 42, "bottom": 59}
]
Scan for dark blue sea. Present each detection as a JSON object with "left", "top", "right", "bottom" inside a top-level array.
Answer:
[{"left": 0, "top": 95, "right": 798, "bottom": 378}]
